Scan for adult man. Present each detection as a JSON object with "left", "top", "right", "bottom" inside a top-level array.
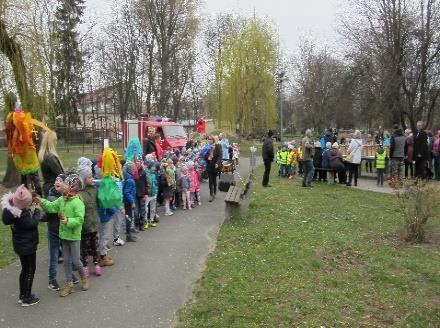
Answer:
[
  {"left": 262, "top": 130, "right": 274, "bottom": 187},
  {"left": 302, "top": 129, "right": 315, "bottom": 187},
  {"left": 413, "top": 121, "right": 429, "bottom": 179},
  {"left": 389, "top": 125, "right": 406, "bottom": 181}
]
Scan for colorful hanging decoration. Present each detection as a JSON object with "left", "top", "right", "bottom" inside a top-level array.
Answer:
[
  {"left": 101, "top": 147, "right": 123, "bottom": 179},
  {"left": 125, "top": 136, "right": 142, "bottom": 162},
  {"left": 5, "top": 106, "right": 39, "bottom": 174}
]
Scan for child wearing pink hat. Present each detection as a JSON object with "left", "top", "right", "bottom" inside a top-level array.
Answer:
[{"left": 1, "top": 185, "right": 41, "bottom": 307}]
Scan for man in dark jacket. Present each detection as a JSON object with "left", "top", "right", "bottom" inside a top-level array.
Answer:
[
  {"left": 389, "top": 126, "right": 406, "bottom": 181},
  {"left": 262, "top": 130, "right": 274, "bottom": 187},
  {"left": 413, "top": 121, "right": 429, "bottom": 179}
]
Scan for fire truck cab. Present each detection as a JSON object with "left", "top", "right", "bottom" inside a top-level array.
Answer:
[{"left": 123, "top": 117, "right": 187, "bottom": 150}]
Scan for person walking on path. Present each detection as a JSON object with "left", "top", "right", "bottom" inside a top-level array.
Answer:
[
  {"left": 205, "top": 135, "right": 222, "bottom": 202},
  {"left": 302, "top": 129, "right": 315, "bottom": 187},
  {"left": 1, "top": 185, "right": 41, "bottom": 306},
  {"left": 262, "top": 130, "right": 274, "bottom": 187},
  {"left": 413, "top": 121, "right": 429, "bottom": 179},
  {"left": 346, "top": 130, "right": 363, "bottom": 187}
]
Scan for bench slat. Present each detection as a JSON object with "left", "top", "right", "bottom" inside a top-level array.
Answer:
[{"left": 225, "top": 186, "right": 242, "bottom": 204}]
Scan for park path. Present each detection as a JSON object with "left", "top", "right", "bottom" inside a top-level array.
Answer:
[{"left": 0, "top": 159, "right": 253, "bottom": 328}]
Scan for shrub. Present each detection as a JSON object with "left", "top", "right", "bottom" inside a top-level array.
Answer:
[{"left": 398, "top": 180, "right": 440, "bottom": 243}]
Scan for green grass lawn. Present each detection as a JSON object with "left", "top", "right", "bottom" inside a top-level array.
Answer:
[{"left": 178, "top": 168, "right": 440, "bottom": 327}]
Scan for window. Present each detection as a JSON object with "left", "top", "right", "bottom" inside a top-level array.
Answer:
[{"left": 163, "top": 125, "right": 186, "bottom": 139}]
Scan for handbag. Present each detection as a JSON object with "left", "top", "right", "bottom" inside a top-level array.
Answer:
[{"left": 346, "top": 141, "right": 360, "bottom": 163}]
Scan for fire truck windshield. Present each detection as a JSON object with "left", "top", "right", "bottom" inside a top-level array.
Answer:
[{"left": 163, "top": 125, "right": 186, "bottom": 139}]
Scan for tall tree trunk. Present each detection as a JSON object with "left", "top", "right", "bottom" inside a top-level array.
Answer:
[{"left": 0, "top": 18, "right": 34, "bottom": 187}]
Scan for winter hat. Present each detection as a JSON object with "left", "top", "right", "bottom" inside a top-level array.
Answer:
[
  {"left": 332, "top": 142, "right": 339, "bottom": 149},
  {"left": 326, "top": 142, "right": 332, "bottom": 149},
  {"left": 124, "top": 161, "right": 135, "bottom": 175},
  {"left": 77, "top": 157, "right": 93, "bottom": 168},
  {"left": 314, "top": 141, "right": 321, "bottom": 148},
  {"left": 65, "top": 174, "right": 83, "bottom": 192},
  {"left": 77, "top": 165, "right": 93, "bottom": 184},
  {"left": 56, "top": 173, "right": 67, "bottom": 183},
  {"left": 12, "top": 185, "right": 32, "bottom": 210}
]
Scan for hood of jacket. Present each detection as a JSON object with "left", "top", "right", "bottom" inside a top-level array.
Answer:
[{"left": 1, "top": 192, "right": 22, "bottom": 218}]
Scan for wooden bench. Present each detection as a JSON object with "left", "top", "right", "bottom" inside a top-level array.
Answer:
[
  {"left": 225, "top": 185, "right": 242, "bottom": 205},
  {"left": 224, "top": 173, "right": 253, "bottom": 219}
]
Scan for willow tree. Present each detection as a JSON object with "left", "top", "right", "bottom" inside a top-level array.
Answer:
[{"left": 214, "top": 18, "right": 278, "bottom": 136}]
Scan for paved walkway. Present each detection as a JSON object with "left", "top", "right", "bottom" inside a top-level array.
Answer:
[{"left": 0, "top": 160, "right": 253, "bottom": 328}]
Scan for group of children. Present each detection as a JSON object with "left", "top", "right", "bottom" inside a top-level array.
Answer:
[
  {"left": 276, "top": 139, "right": 389, "bottom": 187},
  {"left": 1, "top": 138, "right": 219, "bottom": 307},
  {"left": 276, "top": 143, "right": 303, "bottom": 179}
]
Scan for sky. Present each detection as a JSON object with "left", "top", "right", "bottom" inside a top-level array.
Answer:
[{"left": 85, "top": 0, "right": 342, "bottom": 56}]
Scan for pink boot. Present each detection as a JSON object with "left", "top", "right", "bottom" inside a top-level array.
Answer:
[
  {"left": 83, "top": 266, "right": 89, "bottom": 278},
  {"left": 95, "top": 264, "right": 102, "bottom": 277}
]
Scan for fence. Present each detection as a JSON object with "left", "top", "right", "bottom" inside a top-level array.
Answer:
[{"left": 55, "top": 127, "right": 123, "bottom": 152}]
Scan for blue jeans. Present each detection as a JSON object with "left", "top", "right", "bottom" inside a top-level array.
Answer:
[
  {"left": 303, "top": 160, "right": 315, "bottom": 186},
  {"left": 48, "top": 232, "right": 60, "bottom": 283}
]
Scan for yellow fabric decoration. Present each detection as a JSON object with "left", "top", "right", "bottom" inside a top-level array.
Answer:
[
  {"left": 101, "top": 147, "right": 123, "bottom": 179},
  {"left": 5, "top": 111, "right": 39, "bottom": 174}
]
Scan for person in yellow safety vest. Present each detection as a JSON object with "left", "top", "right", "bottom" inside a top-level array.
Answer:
[
  {"left": 279, "top": 145, "right": 289, "bottom": 177},
  {"left": 297, "top": 146, "right": 304, "bottom": 175},
  {"left": 276, "top": 145, "right": 283, "bottom": 176},
  {"left": 375, "top": 145, "right": 388, "bottom": 187},
  {"left": 287, "top": 144, "right": 298, "bottom": 179}
]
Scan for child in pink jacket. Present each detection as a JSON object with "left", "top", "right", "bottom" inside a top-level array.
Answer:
[{"left": 188, "top": 161, "right": 201, "bottom": 206}]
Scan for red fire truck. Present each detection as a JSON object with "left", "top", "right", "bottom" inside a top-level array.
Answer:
[{"left": 123, "top": 117, "right": 187, "bottom": 149}]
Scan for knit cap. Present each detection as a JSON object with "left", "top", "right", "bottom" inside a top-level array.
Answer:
[
  {"left": 77, "top": 165, "right": 93, "bottom": 185},
  {"left": 314, "top": 141, "right": 321, "bottom": 148},
  {"left": 124, "top": 161, "right": 135, "bottom": 175},
  {"left": 65, "top": 174, "right": 83, "bottom": 192},
  {"left": 55, "top": 173, "right": 67, "bottom": 183},
  {"left": 77, "top": 157, "right": 93, "bottom": 168},
  {"left": 12, "top": 185, "right": 32, "bottom": 210},
  {"left": 332, "top": 142, "right": 339, "bottom": 149},
  {"left": 326, "top": 142, "right": 332, "bottom": 149}
]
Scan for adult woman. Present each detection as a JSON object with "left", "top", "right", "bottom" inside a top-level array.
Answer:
[
  {"left": 205, "top": 135, "right": 222, "bottom": 202},
  {"left": 346, "top": 130, "right": 363, "bottom": 187},
  {"left": 39, "top": 131, "right": 64, "bottom": 196},
  {"left": 328, "top": 142, "right": 346, "bottom": 184},
  {"left": 38, "top": 131, "right": 64, "bottom": 291}
]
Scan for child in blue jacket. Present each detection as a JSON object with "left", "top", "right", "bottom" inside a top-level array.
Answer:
[{"left": 123, "top": 161, "right": 137, "bottom": 242}]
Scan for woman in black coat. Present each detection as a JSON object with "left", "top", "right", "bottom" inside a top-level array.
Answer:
[
  {"left": 1, "top": 185, "right": 40, "bottom": 306},
  {"left": 205, "top": 135, "right": 222, "bottom": 202}
]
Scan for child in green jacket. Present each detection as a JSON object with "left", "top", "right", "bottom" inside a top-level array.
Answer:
[{"left": 39, "top": 174, "right": 89, "bottom": 297}]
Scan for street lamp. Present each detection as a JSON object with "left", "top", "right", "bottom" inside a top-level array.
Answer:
[{"left": 278, "top": 71, "right": 287, "bottom": 144}]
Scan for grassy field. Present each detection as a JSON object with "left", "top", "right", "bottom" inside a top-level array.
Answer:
[{"left": 178, "top": 168, "right": 440, "bottom": 327}]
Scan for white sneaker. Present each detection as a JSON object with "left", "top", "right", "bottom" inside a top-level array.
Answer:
[
  {"left": 165, "top": 212, "right": 174, "bottom": 216},
  {"left": 113, "top": 238, "right": 125, "bottom": 246}
]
